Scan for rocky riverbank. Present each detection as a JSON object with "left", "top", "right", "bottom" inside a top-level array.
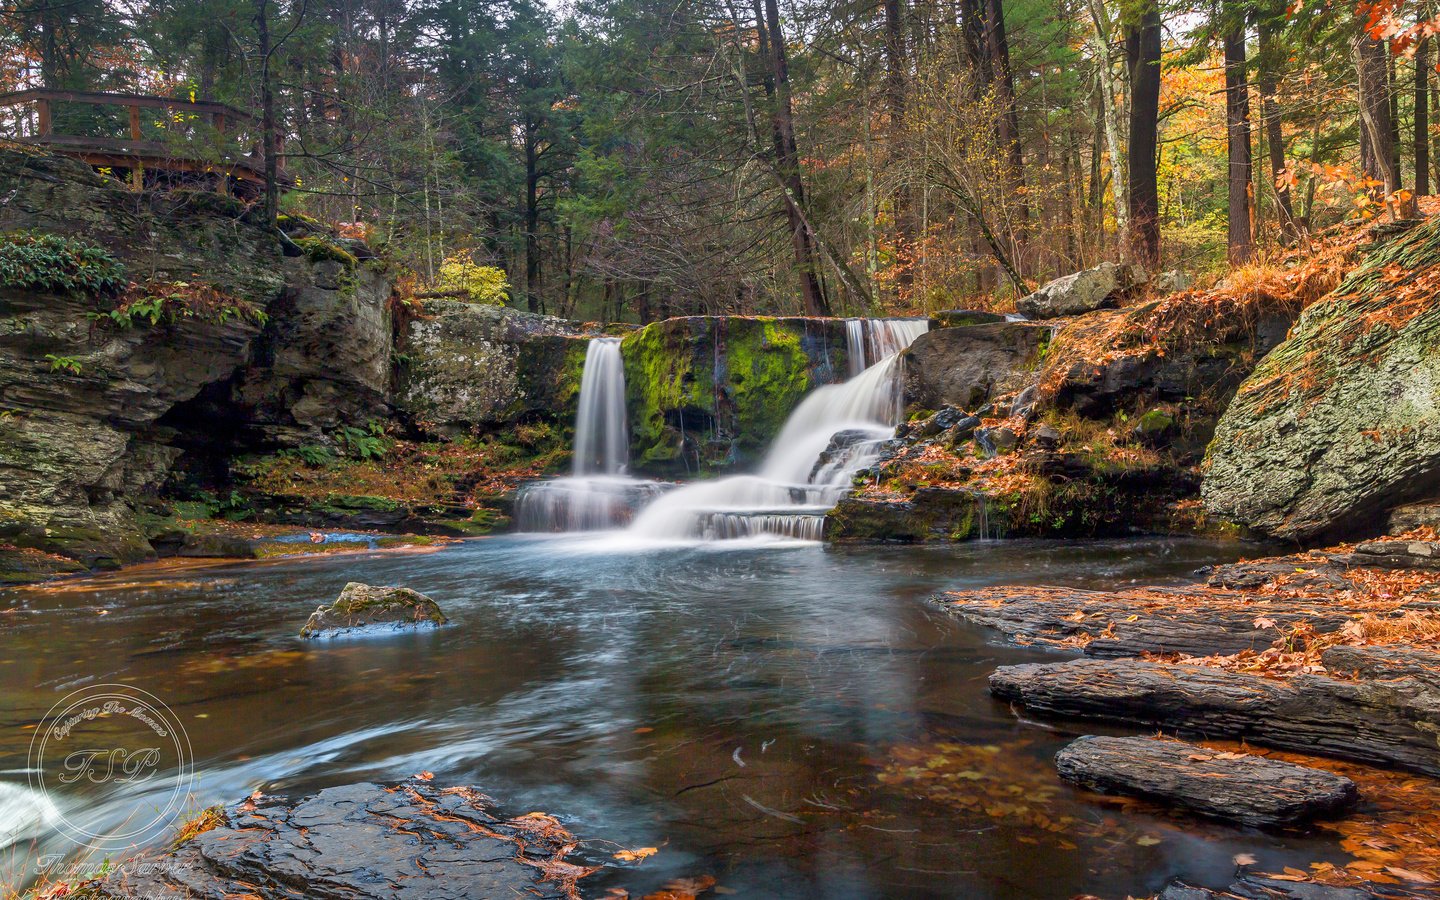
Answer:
[{"left": 931, "top": 532, "right": 1440, "bottom": 891}]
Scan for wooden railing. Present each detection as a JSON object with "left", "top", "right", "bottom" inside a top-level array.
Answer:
[{"left": 0, "top": 89, "right": 276, "bottom": 196}]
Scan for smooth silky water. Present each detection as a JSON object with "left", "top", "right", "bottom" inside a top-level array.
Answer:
[{"left": 0, "top": 537, "right": 1353, "bottom": 898}]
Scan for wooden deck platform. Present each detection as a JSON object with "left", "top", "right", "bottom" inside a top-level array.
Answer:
[{"left": 0, "top": 89, "right": 279, "bottom": 197}]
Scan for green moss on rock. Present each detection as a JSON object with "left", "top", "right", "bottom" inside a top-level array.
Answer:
[{"left": 621, "top": 316, "right": 848, "bottom": 475}]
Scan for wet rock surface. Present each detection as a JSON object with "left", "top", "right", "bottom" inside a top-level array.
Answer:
[
  {"left": 991, "top": 658, "right": 1440, "bottom": 776},
  {"left": 938, "top": 584, "right": 1349, "bottom": 658},
  {"left": 619, "top": 315, "right": 851, "bottom": 475},
  {"left": 1055, "top": 735, "right": 1358, "bottom": 827},
  {"left": 94, "top": 779, "right": 597, "bottom": 899},
  {"left": 901, "top": 321, "right": 1049, "bottom": 412},
  {"left": 301, "top": 581, "right": 448, "bottom": 637}
]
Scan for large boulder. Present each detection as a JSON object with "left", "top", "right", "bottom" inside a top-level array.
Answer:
[
  {"left": 1203, "top": 218, "right": 1440, "bottom": 541},
  {"left": 621, "top": 316, "right": 850, "bottom": 475},
  {"left": 1015, "top": 261, "right": 1146, "bottom": 320},
  {"left": 300, "top": 581, "right": 448, "bottom": 637},
  {"left": 392, "top": 300, "right": 589, "bottom": 438},
  {"left": 233, "top": 254, "right": 393, "bottom": 445},
  {"left": 902, "top": 321, "right": 1049, "bottom": 412}
]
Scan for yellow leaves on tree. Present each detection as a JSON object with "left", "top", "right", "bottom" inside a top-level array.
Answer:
[{"left": 436, "top": 254, "right": 511, "bottom": 306}]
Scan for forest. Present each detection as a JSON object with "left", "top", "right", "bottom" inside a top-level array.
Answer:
[{"left": 2, "top": 0, "right": 1431, "bottom": 321}]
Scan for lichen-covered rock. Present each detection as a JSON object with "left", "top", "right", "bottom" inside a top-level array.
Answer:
[
  {"left": 902, "top": 321, "right": 1049, "bottom": 412},
  {"left": 393, "top": 300, "right": 589, "bottom": 437},
  {"left": 621, "top": 316, "right": 849, "bottom": 475},
  {"left": 1203, "top": 217, "right": 1440, "bottom": 541},
  {"left": 300, "top": 581, "right": 447, "bottom": 637},
  {"left": 1015, "top": 261, "right": 1146, "bottom": 319}
]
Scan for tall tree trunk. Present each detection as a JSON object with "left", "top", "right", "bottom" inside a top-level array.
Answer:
[
  {"left": 959, "top": 0, "right": 992, "bottom": 89},
  {"left": 256, "top": 0, "right": 279, "bottom": 228},
  {"left": 761, "top": 0, "right": 830, "bottom": 315},
  {"left": 984, "top": 0, "right": 1025, "bottom": 216},
  {"left": 1126, "top": 4, "right": 1162, "bottom": 269},
  {"left": 1390, "top": 49, "right": 1402, "bottom": 182},
  {"left": 1256, "top": 16, "right": 1294, "bottom": 233},
  {"left": 1417, "top": 39, "right": 1431, "bottom": 195},
  {"left": 524, "top": 117, "right": 541, "bottom": 313},
  {"left": 1223, "top": 4, "right": 1254, "bottom": 263},
  {"left": 1087, "top": 0, "right": 1127, "bottom": 251},
  {"left": 883, "top": 0, "right": 914, "bottom": 291},
  {"left": 1355, "top": 23, "right": 1399, "bottom": 204}
]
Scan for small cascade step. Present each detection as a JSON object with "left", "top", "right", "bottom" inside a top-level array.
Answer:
[
  {"left": 695, "top": 509, "right": 829, "bottom": 542},
  {"left": 516, "top": 477, "right": 667, "bottom": 532}
]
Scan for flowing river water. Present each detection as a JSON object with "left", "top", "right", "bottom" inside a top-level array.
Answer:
[{"left": 0, "top": 536, "right": 1356, "bottom": 898}]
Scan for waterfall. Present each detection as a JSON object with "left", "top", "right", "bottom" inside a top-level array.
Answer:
[
  {"left": 846, "top": 318, "right": 927, "bottom": 377},
  {"left": 625, "top": 319, "right": 928, "bottom": 542},
  {"left": 572, "top": 338, "right": 628, "bottom": 476},
  {"left": 515, "top": 337, "right": 662, "bottom": 532}
]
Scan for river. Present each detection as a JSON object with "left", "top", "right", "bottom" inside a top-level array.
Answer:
[{"left": 0, "top": 535, "right": 1353, "bottom": 898}]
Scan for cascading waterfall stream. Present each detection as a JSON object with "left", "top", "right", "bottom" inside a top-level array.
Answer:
[
  {"left": 571, "top": 338, "right": 628, "bottom": 476},
  {"left": 515, "top": 338, "right": 661, "bottom": 531},
  {"left": 625, "top": 319, "right": 928, "bottom": 542},
  {"left": 519, "top": 319, "right": 927, "bottom": 541}
]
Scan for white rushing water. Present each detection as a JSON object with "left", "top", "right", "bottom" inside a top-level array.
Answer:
[
  {"left": 515, "top": 338, "right": 664, "bottom": 532},
  {"left": 572, "top": 338, "right": 627, "bottom": 476},
  {"left": 624, "top": 318, "right": 927, "bottom": 542},
  {"left": 519, "top": 319, "right": 927, "bottom": 541}
]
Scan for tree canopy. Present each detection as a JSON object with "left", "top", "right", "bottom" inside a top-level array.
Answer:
[{"left": 1, "top": 0, "right": 1432, "bottom": 320}]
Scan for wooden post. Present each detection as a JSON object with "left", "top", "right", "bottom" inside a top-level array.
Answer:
[
  {"left": 212, "top": 111, "right": 229, "bottom": 195},
  {"left": 36, "top": 98, "right": 51, "bottom": 136},
  {"left": 128, "top": 103, "right": 143, "bottom": 191}
]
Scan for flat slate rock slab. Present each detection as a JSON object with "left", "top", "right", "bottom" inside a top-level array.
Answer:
[
  {"left": 95, "top": 779, "right": 597, "bottom": 899},
  {"left": 1056, "top": 735, "right": 1357, "bottom": 827},
  {"left": 1158, "top": 874, "right": 1431, "bottom": 899},
  {"left": 935, "top": 585, "right": 1347, "bottom": 658},
  {"left": 990, "top": 659, "right": 1440, "bottom": 777}
]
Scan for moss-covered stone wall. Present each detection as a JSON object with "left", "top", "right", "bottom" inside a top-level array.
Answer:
[{"left": 620, "top": 316, "right": 851, "bottom": 475}]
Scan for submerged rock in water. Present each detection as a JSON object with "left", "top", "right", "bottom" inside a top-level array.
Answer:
[
  {"left": 1055, "top": 735, "right": 1357, "bottom": 828},
  {"left": 92, "top": 779, "right": 598, "bottom": 899},
  {"left": 1014, "top": 261, "right": 1146, "bottom": 320},
  {"left": 300, "top": 582, "right": 447, "bottom": 637}
]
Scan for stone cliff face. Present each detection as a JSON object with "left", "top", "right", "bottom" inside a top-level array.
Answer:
[
  {"left": 0, "top": 150, "right": 392, "bottom": 567},
  {"left": 392, "top": 300, "right": 590, "bottom": 438}
]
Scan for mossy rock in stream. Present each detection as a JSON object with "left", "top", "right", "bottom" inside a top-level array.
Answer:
[
  {"left": 620, "top": 316, "right": 850, "bottom": 476},
  {"left": 300, "top": 582, "right": 448, "bottom": 637}
]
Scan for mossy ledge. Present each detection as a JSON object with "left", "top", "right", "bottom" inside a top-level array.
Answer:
[{"left": 621, "top": 315, "right": 851, "bottom": 476}]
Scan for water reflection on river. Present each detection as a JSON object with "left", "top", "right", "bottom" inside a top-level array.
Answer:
[{"left": 0, "top": 536, "right": 1348, "bottom": 898}]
